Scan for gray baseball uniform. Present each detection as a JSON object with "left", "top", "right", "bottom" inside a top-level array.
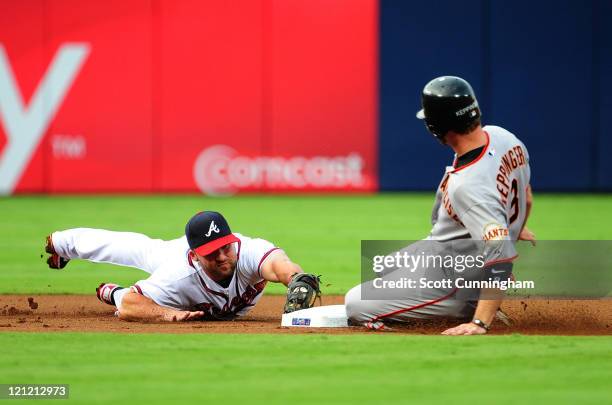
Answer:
[{"left": 345, "top": 125, "right": 531, "bottom": 323}]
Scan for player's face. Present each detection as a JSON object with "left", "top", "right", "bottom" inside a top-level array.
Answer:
[{"left": 194, "top": 244, "right": 238, "bottom": 282}]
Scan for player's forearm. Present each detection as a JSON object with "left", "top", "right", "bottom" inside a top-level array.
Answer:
[
  {"left": 118, "top": 292, "right": 185, "bottom": 322},
  {"left": 473, "top": 288, "right": 504, "bottom": 326},
  {"left": 261, "top": 251, "right": 304, "bottom": 286},
  {"left": 522, "top": 185, "right": 533, "bottom": 228},
  {"left": 274, "top": 262, "right": 303, "bottom": 286}
]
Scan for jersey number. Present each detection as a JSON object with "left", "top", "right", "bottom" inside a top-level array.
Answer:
[{"left": 509, "top": 179, "right": 519, "bottom": 224}]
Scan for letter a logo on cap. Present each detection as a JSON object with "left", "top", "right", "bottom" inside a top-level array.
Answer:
[
  {"left": 186, "top": 211, "right": 239, "bottom": 256},
  {"left": 205, "top": 221, "right": 220, "bottom": 237}
]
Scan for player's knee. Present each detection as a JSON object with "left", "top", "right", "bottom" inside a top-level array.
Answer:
[{"left": 344, "top": 285, "right": 371, "bottom": 324}]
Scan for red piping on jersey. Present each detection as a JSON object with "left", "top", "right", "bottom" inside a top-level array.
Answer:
[
  {"left": 484, "top": 254, "right": 518, "bottom": 268},
  {"left": 452, "top": 131, "right": 490, "bottom": 173},
  {"left": 257, "top": 247, "right": 281, "bottom": 277},
  {"left": 196, "top": 273, "right": 229, "bottom": 300},
  {"left": 370, "top": 288, "right": 458, "bottom": 322},
  {"left": 189, "top": 240, "right": 242, "bottom": 300},
  {"left": 132, "top": 284, "right": 143, "bottom": 295}
]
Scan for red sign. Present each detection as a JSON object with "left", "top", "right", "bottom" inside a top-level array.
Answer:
[{"left": 0, "top": 0, "right": 378, "bottom": 194}]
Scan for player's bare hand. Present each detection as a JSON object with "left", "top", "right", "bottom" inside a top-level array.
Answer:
[
  {"left": 165, "top": 310, "right": 205, "bottom": 322},
  {"left": 519, "top": 226, "right": 536, "bottom": 246},
  {"left": 441, "top": 322, "right": 487, "bottom": 336}
]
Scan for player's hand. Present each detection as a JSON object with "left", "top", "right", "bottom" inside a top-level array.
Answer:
[
  {"left": 164, "top": 310, "right": 205, "bottom": 322},
  {"left": 519, "top": 226, "right": 536, "bottom": 246},
  {"left": 441, "top": 322, "right": 487, "bottom": 336}
]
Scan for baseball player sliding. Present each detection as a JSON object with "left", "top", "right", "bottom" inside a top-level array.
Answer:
[
  {"left": 345, "top": 76, "right": 534, "bottom": 335},
  {"left": 44, "top": 211, "right": 320, "bottom": 322}
]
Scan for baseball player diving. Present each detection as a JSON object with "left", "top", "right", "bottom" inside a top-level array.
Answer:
[
  {"left": 43, "top": 211, "right": 320, "bottom": 322},
  {"left": 345, "top": 76, "right": 534, "bottom": 335}
]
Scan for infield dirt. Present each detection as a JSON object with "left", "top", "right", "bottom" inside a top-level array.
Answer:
[{"left": 0, "top": 295, "right": 609, "bottom": 335}]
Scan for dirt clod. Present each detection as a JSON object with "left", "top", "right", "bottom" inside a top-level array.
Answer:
[{"left": 27, "top": 297, "right": 39, "bottom": 310}]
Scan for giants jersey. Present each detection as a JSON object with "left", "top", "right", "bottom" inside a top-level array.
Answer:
[
  {"left": 133, "top": 233, "right": 279, "bottom": 320},
  {"left": 428, "top": 125, "right": 531, "bottom": 263}
]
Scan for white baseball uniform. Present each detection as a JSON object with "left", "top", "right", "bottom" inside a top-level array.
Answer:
[
  {"left": 52, "top": 229, "right": 280, "bottom": 320},
  {"left": 345, "top": 125, "right": 531, "bottom": 323}
]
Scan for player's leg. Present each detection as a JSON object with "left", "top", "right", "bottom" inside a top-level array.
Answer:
[
  {"left": 96, "top": 282, "right": 135, "bottom": 309},
  {"left": 345, "top": 240, "right": 476, "bottom": 326},
  {"left": 49, "top": 228, "right": 169, "bottom": 274},
  {"left": 344, "top": 276, "right": 475, "bottom": 325}
]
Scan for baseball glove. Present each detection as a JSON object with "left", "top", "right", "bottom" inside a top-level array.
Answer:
[{"left": 283, "top": 273, "right": 321, "bottom": 313}]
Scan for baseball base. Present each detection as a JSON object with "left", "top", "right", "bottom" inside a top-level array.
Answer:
[{"left": 281, "top": 305, "right": 349, "bottom": 328}]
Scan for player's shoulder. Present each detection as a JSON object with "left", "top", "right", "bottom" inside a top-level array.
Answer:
[
  {"left": 136, "top": 262, "right": 199, "bottom": 307},
  {"left": 447, "top": 178, "right": 478, "bottom": 203},
  {"left": 234, "top": 232, "right": 278, "bottom": 269},
  {"left": 447, "top": 159, "right": 494, "bottom": 201},
  {"left": 484, "top": 125, "right": 525, "bottom": 147}
]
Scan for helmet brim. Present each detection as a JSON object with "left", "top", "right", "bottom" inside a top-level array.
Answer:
[{"left": 416, "top": 109, "right": 425, "bottom": 119}]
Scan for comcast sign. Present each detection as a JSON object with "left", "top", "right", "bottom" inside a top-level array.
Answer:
[{"left": 193, "top": 145, "right": 365, "bottom": 195}]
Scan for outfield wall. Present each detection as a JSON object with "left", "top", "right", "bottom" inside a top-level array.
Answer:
[
  {"left": 0, "top": 0, "right": 378, "bottom": 194},
  {"left": 0, "top": 0, "right": 609, "bottom": 194},
  {"left": 380, "top": 0, "right": 612, "bottom": 191}
]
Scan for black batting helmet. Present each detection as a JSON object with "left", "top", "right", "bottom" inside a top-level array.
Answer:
[{"left": 416, "top": 76, "right": 481, "bottom": 140}]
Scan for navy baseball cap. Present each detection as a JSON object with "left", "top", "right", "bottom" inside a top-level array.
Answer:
[{"left": 185, "top": 211, "right": 239, "bottom": 256}]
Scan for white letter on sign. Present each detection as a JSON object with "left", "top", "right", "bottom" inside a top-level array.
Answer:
[{"left": 0, "top": 43, "right": 90, "bottom": 194}]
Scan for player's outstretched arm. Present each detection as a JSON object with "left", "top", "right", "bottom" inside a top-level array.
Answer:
[
  {"left": 260, "top": 251, "right": 321, "bottom": 313},
  {"left": 118, "top": 291, "right": 205, "bottom": 323},
  {"left": 259, "top": 250, "right": 303, "bottom": 286}
]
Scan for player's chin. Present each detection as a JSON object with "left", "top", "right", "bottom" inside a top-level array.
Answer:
[{"left": 217, "top": 262, "right": 234, "bottom": 274}]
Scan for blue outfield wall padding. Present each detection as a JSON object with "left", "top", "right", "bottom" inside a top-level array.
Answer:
[
  {"left": 379, "top": 0, "right": 607, "bottom": 191},
  {"left": 379, "top": 0, "right": 486, "bottom": 191},
  {"left": 488, "top": 0, "right": 593, "bottom": 191},
  {"left": 596, "top": 0, "right": 612, "bottom": 189}
]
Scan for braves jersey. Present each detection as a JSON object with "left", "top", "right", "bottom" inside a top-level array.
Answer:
[
  {"left": 133, "top": 233, "right": 279, "bottom": 320},
  {"left": 428, "top": 125, "right": 531, "bottom": 264}
]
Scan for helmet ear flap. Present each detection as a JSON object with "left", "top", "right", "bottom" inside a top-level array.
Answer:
[{"left": 423, "top": 119, "right": 448, "bottom": 141}]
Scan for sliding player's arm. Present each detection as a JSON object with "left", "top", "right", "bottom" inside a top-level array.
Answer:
[
  {"left": 519, "top": 184, "right": 536, "bottom": 245},
  {"left": 442, "top": 185, "right": 514, "bottom": 336}
]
